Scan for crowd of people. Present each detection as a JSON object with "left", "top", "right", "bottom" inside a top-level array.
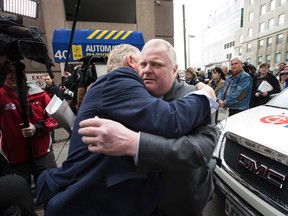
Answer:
[
  {"left": 0, "top": 37, "right": 287, "bottom": 216},
  {"left": 183, "top": 60, "right": 287, "bottom": 122}
]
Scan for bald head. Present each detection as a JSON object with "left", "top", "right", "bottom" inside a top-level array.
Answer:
[{"left": 230, "top": 57, "right": 244, "bottom": 75}]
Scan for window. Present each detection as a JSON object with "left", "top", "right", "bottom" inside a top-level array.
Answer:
[
  {"left": 277, "top": 34, "right": 283, "bottom": 45},
  {"left": 275, "top": 53, "right": 281, "bottom": 63},
  {"left": 248, "top": 28, "right": 253, "bottom": 37},
  {"left": 267, "top": 37, "right": 273, "bottom": 47},
  {"left": 260, "top": 22, "right": 265, "bottom": 32},
  {"left": 258, "top": 56, "right": 262, "bottom": 65},
  {"left": 239, "top": 35, "right": 243, "bottom": 43},
  {"left": 246, "top": 58, "right": 251, "bottom": 63},
  {"left": 259, "top": 39, "right": 264, "bottom": 48},
  {"left": 280, "top": 0, "right": 286, "bottom": 6},
  {"left": 1, "top": 0, "right": 39, "bottom": 19},
  {"left": 286, "top": 51, "right": 288, "bottom": 62},
  {"left": 270, "top": 0, "right": 276, "bottom": 10},
  {"left": 247, "top": 43, "right": 252, "bottom": 52},
  {"left": 261, "top": 4, "right": 266, "bottom": 15},
  {"left": 249, "top": 11, "right": 253, "bottom": 21},
  {"left": 239, "top": 48, "right": 242, "bottom": 56},
  {"left": 266, "top": 54, "right": 271, "bottom": 63},
  {"left": 226, "top": 53, "right": 232, "bottom": 60},
  {"left": 268, "top": 18, "right": 274, "bottom": 29},
  {"left": 278, "top": 14, "right": 285, "bottom": 25}
]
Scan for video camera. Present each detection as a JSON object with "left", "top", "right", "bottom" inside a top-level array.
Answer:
[
  {"left": 61, "top": 54, "right": 103, "bottom": 102},
  {"left": 76, "top": 55, "right": 104, "bottom": 85},
  {"left": 0, "top": 15, "right": 54, "bottom": 77}
]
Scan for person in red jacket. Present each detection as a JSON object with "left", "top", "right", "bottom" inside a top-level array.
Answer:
[{"left": 0, "top": 61, "right": 58, "bottom": 187}]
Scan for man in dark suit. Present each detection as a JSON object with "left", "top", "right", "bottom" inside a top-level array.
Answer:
[
  {"left": 35, "top": 44, "right": 213, "bottom": 216},
  {"left": 79, "top": 39, "right": 218, "bottom": 216}
]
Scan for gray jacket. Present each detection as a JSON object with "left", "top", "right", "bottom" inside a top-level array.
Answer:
[{"left": 138, "top": 80, "right": 218, "bottom": 216}]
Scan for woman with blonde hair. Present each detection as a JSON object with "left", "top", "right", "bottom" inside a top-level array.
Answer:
[{"left": 185, "top": 67, "right": 199, "bottom": 85}]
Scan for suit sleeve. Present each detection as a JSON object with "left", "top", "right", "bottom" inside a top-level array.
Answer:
[
  {"left": 97, "top": 69, "right": 211, "bottom": 139},
  {"left": 137, "top": 124, "right": 219, "bottom": 171}
]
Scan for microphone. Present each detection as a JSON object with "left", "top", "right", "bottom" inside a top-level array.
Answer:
[{"left": 0, "top": 175, "right": 29, "bottom": 210}]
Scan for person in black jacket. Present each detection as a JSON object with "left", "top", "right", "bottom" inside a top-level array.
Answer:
[
  {"left": 185, "top": 67, "right": 200, "bottom": 85},
  {"left": 43, "top": 74, "right": 64, "bottom": 143},
  {"left": 78, "top": 39, "right": 218, "bottom": 216},
  {"left": 43, "top": 74, "right": 64, "bottom": 100},
  {"left": 36, "top": 42, "right": 216, "bottom": 216},
  {"left": 251, "top": 63, "right": 280, "bottom": 107},
  {"left": 0, "top": 152, "right": 37, "bottom": 216}
]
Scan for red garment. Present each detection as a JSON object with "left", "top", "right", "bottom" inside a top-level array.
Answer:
[{"left": 0, "top": 84, "right": 58, "bottom": 164}]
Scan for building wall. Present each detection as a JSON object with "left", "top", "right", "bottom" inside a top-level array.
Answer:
[
  {"left": 1, "top": 0, "right": 174, "bottom": 84},
  {"left": 201, "top": 0, "right": 244, "bottom": 69},
  {"left": 235, "top": 0, "right": 288, "bottom": 71},
  {"left": 202, "top": 0, "right": 288, "bottom": 72}
]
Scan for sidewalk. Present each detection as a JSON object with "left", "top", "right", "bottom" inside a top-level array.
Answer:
[
  {"left": 52, "top": 127, "right": 70, "bottom": 167},
  {"left": 36, "top": 127, "right": 70, "bottom": 216}
]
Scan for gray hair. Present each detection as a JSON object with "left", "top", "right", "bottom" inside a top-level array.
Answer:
[
  {"left": 142, "top": 39, "right": 177, "bottom": 68},
  {"left": 230, "top": 56, "right": 243, "bottom": 64},
  {"left": 107, "top": 44, "right": 140, "bottom": 72}
]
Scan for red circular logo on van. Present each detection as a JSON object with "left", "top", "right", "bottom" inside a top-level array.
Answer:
[{"left": 260, "top": 115, "right": 288, "bottom": 124}]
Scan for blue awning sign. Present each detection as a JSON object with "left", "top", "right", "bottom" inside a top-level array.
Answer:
[{"left": 52, "top": 29, "right": 145, "bottom": 63}]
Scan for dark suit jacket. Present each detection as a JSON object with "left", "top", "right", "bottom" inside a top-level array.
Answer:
[
  {"left": 138, "top": 80, "right": 218, "bottom": 216},
  {"left": 35, "top": 67, "right": 211, "bottom": 216}
]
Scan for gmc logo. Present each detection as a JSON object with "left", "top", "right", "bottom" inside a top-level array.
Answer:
[{"left": 238, "top": 154, "right": 286, "bottom": 189}]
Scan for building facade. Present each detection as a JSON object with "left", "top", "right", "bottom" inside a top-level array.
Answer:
[
  {"left": 235, "top": 0, "right": 288, "bottom": 72},
  {"left": 1, "top": 0, "right": 174, "bottom": 83},
  {"left": 201, "top": 0, "right": 244, "bottom": 70},
  {"left": 202, "top": 0, "right": 288, "bottom": 72}
]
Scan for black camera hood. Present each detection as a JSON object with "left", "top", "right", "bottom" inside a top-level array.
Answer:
[{"left": 0, "top": 15, "right": 54, "bottom": 77}]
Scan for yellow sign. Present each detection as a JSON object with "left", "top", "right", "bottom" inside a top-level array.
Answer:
[
  {"left": 72, "top": 45, "right": 83, "bottom": 60},
  {"left": 87, "top": 30, "right": 133, "bottom": 40}
]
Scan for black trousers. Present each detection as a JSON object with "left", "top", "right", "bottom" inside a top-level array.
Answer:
[
  {"left": 11, "top": 151, "right": 57, "bottom": 186},
  {"left": 149, "top": 208, "right": 168, "bottom": 216},
  {"left": 149, "top": 208, "right": 204, "bottom": 216}
]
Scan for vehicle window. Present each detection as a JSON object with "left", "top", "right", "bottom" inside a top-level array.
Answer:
[{"left": 266, "top": 89, "right": 288, "bottom": 109}]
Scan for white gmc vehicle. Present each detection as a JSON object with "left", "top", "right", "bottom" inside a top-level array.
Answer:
[{"left": 214, "top": 88, "right": 288, "bottom": 216}]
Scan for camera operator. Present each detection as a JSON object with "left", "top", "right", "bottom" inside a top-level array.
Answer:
[
  {"left": 60, "top": 65, "right": 81, "bottom": 115},
  {"left": 61, "top": 58, "right": 98, "bottom": 115},
  {"left": 0, "top": 60, "right": 58, "bottom": 190}
]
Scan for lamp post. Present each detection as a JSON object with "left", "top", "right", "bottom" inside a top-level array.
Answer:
[
  {"left": 188, "top": 35, "right": 195, "bottom": 67},
  {"left": 182, "top": 4, "right": 187, "bottom": 69}
]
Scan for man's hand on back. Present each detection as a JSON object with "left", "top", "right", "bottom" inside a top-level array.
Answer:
[{"left": 78, "top": 116, "right": 138, "bottom": 157}]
